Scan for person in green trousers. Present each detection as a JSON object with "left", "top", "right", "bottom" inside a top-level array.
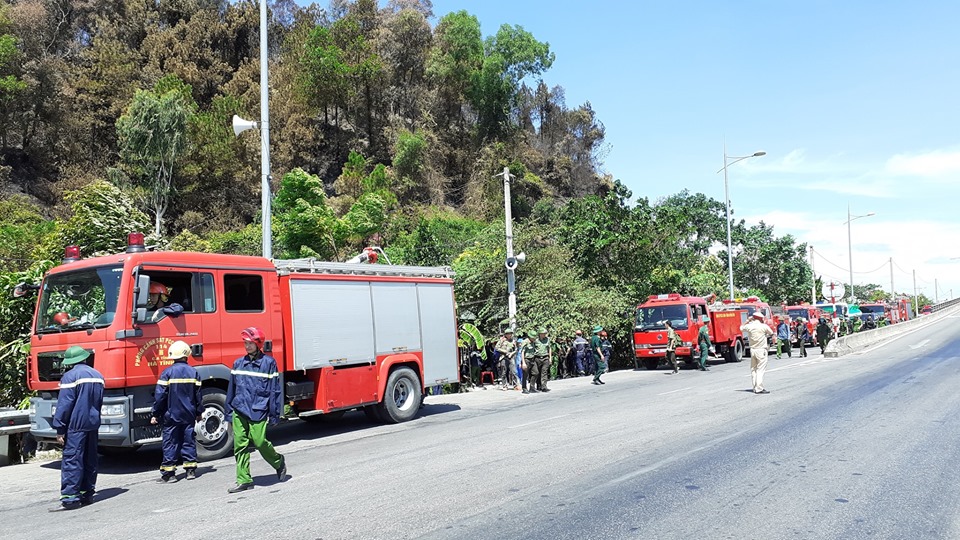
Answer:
[
  {"left": 225, "top": 327, "right": 287, "bottom": 493},
  {"left": 697, "top": 321, "right": 711, "bottom": 371},
  {"left": 591, "top": 325, "right": 606, "bottom": 385}
]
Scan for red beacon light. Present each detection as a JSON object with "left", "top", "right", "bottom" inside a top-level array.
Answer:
[
  {"left": 63, "top": 245, "right": 81, "bottom": 263},
  {"left": 126, "top": 232, "right": 146, "bottom": 253}
]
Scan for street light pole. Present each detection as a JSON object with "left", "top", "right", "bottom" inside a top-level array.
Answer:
[
  {"left": 497, "top": 167, "right": 525, "bottom": 331},
  {"left": 844, "top": 204, "right": 874, "bottom": 303},
  {"left": 258, "top": 0, "right": 272, "bottom": 259},
  {"left": 720, "top": 146, "right": 766, "bottom": 300}
]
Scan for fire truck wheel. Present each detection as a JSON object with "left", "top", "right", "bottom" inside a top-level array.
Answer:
[
  {"left": 727, "top": 340, "right": 744, "bottom": 363},
  {"left": 378, "top": 367, "right": 422, "bottom": 423},
  {"left": 642, "top": 358, "right": 659, "bottom": 370},
  {"left": 195, "top": 388, "right": 233, "bottom": 462}
]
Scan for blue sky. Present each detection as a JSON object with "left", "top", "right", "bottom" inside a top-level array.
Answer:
[{"left": 429, "top": 0, "right": 960, "bottom": 302}]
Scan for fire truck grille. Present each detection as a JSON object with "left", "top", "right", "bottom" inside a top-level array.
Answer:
[
  {"left": 37, "top": 351, "right": 96, "bottom": 382},
  {"left": 133, "top": 424, "right": 161, "bottom": 443}
]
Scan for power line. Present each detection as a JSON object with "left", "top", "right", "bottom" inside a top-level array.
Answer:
[{"left": 811, "top": 248, "right": 889, "bottom": 276}]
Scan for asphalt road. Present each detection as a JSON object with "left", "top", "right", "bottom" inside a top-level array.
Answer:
[{"left": 3, "top": 314, "right": 959, "bottom": 540}]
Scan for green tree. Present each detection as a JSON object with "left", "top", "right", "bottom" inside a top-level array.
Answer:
[
  {"left": 0, "top": 5, "right": 27, "bottom": 149},
  {"left": 729, "top": 222, "right": 812, "bottom": 304},
  {"left": 35, "top": 180, "right": 155, "bottom": 261},
  {"left": 116, "top": 76, "right": 196, "bottom": 236},
  {"left": 0, "top": 262, "right": 50, "bottom": 407},
  {"left": 273, "top": 168, "right": 339, "bottom": 259},
  {"left": 386, "top": 210, "right": 486, "bottom": 267},
  {"left": 470, "top": 24, "right": 554, "bottom": 141},
  {"left": 0, "top": 195, "right": 55, "bottom": 271}
]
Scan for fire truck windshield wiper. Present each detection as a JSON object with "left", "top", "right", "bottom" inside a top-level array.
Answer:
[{"left": 37, "top": 326, "right": 65, "bottom": 334}]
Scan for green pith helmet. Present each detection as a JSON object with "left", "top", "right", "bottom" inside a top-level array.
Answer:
[
  {"left": 62, "top": 346, "right": 90, "bottom": 366},
  {"left": 538, "top": 327, "right": 547, "bottom": 334},
  {"left": 592, "top": 325, "right": 603, "bottom": 334},
  {"left": 504, "top": 328, "right": 514, "bottom": 335}
]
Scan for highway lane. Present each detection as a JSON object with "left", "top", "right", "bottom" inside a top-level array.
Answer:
[{"left": 2, "top": 314, "right": 958, "bottom": 539}]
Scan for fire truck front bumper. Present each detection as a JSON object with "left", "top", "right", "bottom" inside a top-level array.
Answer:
[
  {"left": 634, "top": 346, "right": 693, "bottom": 357},
  {"left": 30, "top": 395, "right": 136, "bottom": 447}
]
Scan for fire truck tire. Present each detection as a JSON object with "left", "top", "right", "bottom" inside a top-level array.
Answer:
[
  {"left": 196, "top": 388, "right": 233, "bottom": 462},
  {"left": 727, "top": 340, "right": 744, "bottom": 363},
  {"left": 642, "top": 358, "right": 660, "bottom": 370},
  {"left": 378, "top": 367, "right": 422, "bottom": 423}
]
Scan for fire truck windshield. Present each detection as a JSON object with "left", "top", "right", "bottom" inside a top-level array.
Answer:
[
  {"left": 36, "top": 265, "right": 123, "bottom": 333},
  {"left": 787, "top": 308, "right": 807, "bottom": 319},
  {"left": 858, "top": 305, "right": 885, "bottom": 315},
  {"left": 636, "top": 304, "right": 690, "bottom": 331}
]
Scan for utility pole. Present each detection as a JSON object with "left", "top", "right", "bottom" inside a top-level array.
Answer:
[
  {"left": 810, "top": 245, "right": 816, "bottom": 304},
  {"left": 913, "top": 269, "right": 918, "bottom": 317},
  {"left": 498, "top": 167, "right": 521, "bottom": 331},
  {"left": 935, "top": 278, "right": 939, "bottom": 304},
  {"left": 889, "top": 257, "right": 894, "bottom": 302}
]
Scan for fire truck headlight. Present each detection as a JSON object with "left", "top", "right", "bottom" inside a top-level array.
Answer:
[
  {"left": 101, "top": 403, "right": 126, "bottom": 418},
  {"left": 682, "top": 341, "right": 693, "bottom": 347}
]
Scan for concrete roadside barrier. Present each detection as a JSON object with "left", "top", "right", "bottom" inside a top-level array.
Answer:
[{"left": 824, "top": 302, "right": 960, "bottom": 358}]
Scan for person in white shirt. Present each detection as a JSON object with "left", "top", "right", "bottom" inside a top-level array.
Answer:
[{"left": 740, "top": 312, "right": 774, "bottom": 394}]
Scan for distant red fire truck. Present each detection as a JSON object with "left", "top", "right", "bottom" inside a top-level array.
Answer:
[{"left": 633, "top": 294, "right": 749, "bottom": 370}]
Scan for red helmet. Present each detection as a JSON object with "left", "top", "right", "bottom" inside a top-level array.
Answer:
[
  {"left": 149, "top": 282, "right": 169, "bottom": 300},
  {"left": 240, "top": 327, "right": 265, "bottom": 346},
  {"left": 53, "top": 312, "right": 71, "bottom": 325}
]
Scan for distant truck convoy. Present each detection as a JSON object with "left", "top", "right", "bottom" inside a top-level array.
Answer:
[{"left": 22, "top": 233, "right": 460, "bottom": 461}]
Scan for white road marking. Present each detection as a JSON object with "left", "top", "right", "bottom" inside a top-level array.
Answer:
[
  {"left": 909, "top": 339, "right": 931, "bottom": 350},
  {"left": 657, "top": 386, "right": 692, "bottom": 396},
  {"left": 507, "top": 414, "right": 570, "bottom": 429}
]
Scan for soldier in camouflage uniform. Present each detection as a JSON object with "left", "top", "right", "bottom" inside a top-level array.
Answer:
[{"left": 495, "top": 329, "right": 520, "bottom": 391}]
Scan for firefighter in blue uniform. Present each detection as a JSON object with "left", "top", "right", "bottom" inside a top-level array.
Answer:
[
  {"left": 51, "top": 346, "right": 104, "bottom": 511},
  {"left": 150, "top": 341, "right": 202, "bottom": 482},
  {"left": 225, "top": 327, "right": 287, "bottom": 493}
]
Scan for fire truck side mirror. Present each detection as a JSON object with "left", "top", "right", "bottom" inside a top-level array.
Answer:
[{"left": 135, "top": 275, "right": 151, "bottom": 307}]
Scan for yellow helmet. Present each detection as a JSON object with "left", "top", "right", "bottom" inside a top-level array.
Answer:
[{"left": 166, "top": 341, "right": 191, "bottom": 360}]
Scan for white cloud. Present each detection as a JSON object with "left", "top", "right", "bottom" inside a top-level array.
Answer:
[
  {"left": 738, "top": 210, "right": 960, "bottom": 301},
  {"left": 885, "top": 148, "right": 960, "bottom": 178},
  {"left": 734, "top": 145, "right": 960, "bottom": 198}
]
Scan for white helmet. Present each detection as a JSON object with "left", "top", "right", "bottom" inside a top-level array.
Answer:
[{"left": 167, "top": 341, "right": 191, "bottom": 360}]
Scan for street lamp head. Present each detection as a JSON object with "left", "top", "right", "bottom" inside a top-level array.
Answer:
[
  {"left": 865, "top": 212, "right": 876, "bottom": 217},
  {"left": 752, "top": 151, "right": 766, "bottom": 157}
]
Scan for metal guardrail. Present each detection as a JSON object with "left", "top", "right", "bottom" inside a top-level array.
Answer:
[{"left": 930, "top": 297, "right": 960, "bottom": 313}]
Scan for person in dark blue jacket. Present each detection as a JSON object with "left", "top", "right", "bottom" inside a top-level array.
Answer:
[
  {"left": 51, "top": 346, "right": 104, "bottom": 511},
  {"left": 225, "top": 327, "right": 286, "bottom": 493},
  {"left": 151, "top": 340, "right": 202, "bottom": 482}
]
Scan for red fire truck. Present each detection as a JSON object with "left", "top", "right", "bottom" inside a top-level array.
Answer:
[
  {"left": 25, "top": 234, "right": 459, "bottom": 461},
  {"left": 633, "top": 294, "right": 749, "bottom": 370},
  {"left": 857, "top": 302, "right": 888, "bottom": 324},
  {"left": 785, "top": 304, "right": 822, "bottom": 345}
]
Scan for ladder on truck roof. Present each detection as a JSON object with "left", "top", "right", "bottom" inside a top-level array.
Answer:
[{"left": 274, "top": 258, "right": 454, "bottom": 279}]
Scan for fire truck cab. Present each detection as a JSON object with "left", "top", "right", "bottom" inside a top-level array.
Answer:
[{"left": 26, "top": 235, "right": 459, "bottom": 461}]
